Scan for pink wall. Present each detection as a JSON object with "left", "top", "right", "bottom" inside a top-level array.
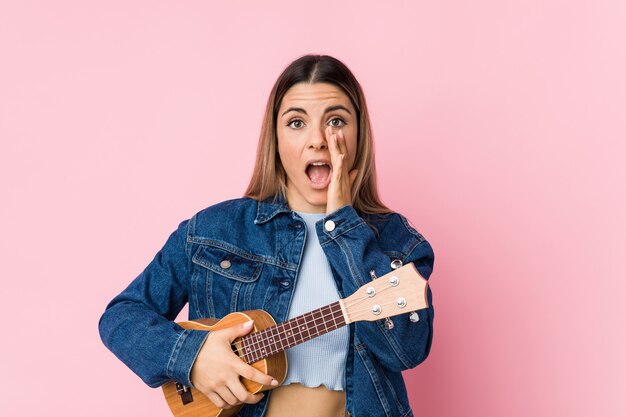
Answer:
[{"left": 1, "top": 1, "right": 624, "bottom": 416}]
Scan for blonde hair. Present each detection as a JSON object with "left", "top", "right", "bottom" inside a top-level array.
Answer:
[{"left": 244, "top": 55, "right": 390, "bottom": 215}]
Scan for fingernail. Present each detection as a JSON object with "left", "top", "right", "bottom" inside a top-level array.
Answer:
[
  {"left": 243, "top": 320, "right": 254, "bottom": 328},
  {"left": 271, "top": 379, "right": 279, "bottom": 386}
]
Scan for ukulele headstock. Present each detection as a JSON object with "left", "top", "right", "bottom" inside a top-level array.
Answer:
[{"left": 342, "top": 263, "right": 428, "bottom": 323}]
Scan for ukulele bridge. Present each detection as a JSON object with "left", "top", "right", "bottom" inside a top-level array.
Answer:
[{"left": 175, "top": 383, "right": 194, "bottom": 405}]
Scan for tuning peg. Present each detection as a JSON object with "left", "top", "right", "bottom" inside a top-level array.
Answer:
[
  {"left": 409, "top": 311, "right": 419, "bottom": 323},
  {"left": 384, "top": 317, "right": 394, "bottom": 330}
]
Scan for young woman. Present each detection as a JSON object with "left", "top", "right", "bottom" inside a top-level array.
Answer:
[{"left": 99, "top": 55, "right": 435, "bottom": 417}]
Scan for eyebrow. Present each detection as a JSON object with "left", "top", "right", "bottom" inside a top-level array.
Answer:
[{"left": 281, "top": 105, "right": 352, "bottom": 117}]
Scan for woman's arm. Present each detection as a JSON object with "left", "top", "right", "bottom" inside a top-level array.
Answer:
[
  {"left": 98, "top": 218, "right": 276, "bottom": 410},
  {"left": 316, "top": 205, "right": 435, "bottom": 372},
  {"left": 98, "top": 219, "right": 209, "bottom": 387}
]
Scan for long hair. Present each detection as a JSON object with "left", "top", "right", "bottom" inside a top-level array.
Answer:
[{"left": 244, "top": 54, "right": 390, "bottom": 215}]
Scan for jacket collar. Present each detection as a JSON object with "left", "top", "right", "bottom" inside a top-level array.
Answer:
[{"left": 254, "top": 194, "right": 292, "bottom": 224}]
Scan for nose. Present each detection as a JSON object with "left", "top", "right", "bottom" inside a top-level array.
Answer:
[{"left": 307, "top": 125, "right": 328, "bottom": 150}]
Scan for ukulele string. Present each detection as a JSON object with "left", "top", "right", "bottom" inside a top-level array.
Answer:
[
  {"left": 234, "top": 342, "right": 246, "bottom": 360},
  {"left": 240, "top": 284, "right": 400, "bottom": 359},
  {"left": 240, "top": 306, "right": 344, "bottom": 360},
  {"left": 241, "top": 309, "right": 343, "bottom": 360},
  {"left": 342, "top": 299, "right": 408, "bottom": 316},
  {"left": 344, "top": 283, "right": 395, "bottom": 306},
  {"left": 240, "top": 282, "right": 399, "bottom": 360},
  {"left": 343, "top": 282, "right": 408, "bottom": 319}
]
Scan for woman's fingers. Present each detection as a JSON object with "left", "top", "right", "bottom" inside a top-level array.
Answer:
[
  {"left": 327, "top": 126, "right": 347, "bottom": 158},
  {"left": 236, "top": 361, "right": 279, "bottom": 387},
  {"left": 207, "top": 392, "right": 231, "bottom": 409},
  {"left": 334, "top": 129, "right": 358, "bottom": 188},
  {"left": 327, "top": 131, "right": 344, "bottom": 180},
  {"left": 229, "top": 376, "right": 266, "bottom": 404},
  {"left": 201, "top": 363, "right": 271, "bottom": 409},
  {"left": 206, "top": 364, "right": 270, "bottom": 409},
  {"left": 336, "top": 128, "right": 348, "bottom": 156},
  {"left": 326, "top": 127, "right": 340, "bottom": 164},
  {"left": 215, "top": 385, "right": 240, "bottom": 407},
  {"left": 204, "top": 376, "right": 239, "bottom": 408},
  {"left": 246, "top": 392, "right": 266, "bottom": 404}
]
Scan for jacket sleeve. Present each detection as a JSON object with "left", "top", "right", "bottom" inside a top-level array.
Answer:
[
  {"left": 98, "top": 219, "right": 209, "bottom": 388},
  {"left": 316, "top": 205, "right": 435, "bottom": 372}
]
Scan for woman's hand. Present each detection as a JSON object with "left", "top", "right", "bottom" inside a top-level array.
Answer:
[
  {"left": 325, "top": 125, "right": 359, "bottom": 215},
  {"left": 190, "top": 320, "right": 279, "bottom": 409}
]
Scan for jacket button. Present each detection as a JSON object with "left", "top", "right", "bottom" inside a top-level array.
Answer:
[
  {"left": 390, "top": 259, "right": 403, "bottom": 270},
  {"left": 279, "top": 280, "right": 291, "bottom": 288},
  {"left": 220, "top": 260, "right": 231, "bottom": 269},
  {"left": 324, "top": 220, "right": 336, "bottom": 231}
]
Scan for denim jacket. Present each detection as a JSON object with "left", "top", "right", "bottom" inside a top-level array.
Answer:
[{"left": 99, "top": 195, "right": 435, "bottom": 417}]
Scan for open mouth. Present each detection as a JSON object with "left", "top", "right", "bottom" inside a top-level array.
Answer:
[{"left": 305, "top": 161, "right": 332, "bottom": 189}]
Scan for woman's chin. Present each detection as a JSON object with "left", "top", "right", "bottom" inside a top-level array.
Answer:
[
  {"left": 292, "top": 193, "right": 327, "bottom": 213},
  {"left": 306, "top": 187, "right": 329, "bottom": 201},
  {"left": 286, "top": 181, "right": 329, "bottom": 212},
  {"left": 303, "top": 195, "right": 327, "bottom": 211}
]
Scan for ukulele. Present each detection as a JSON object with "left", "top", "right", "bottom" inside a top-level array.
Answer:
[{"left": 162, "top": 262, "right": 429, "bottom": 417}]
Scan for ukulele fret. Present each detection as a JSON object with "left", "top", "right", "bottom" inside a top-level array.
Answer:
[{"left": 240, "top": 301, "right": 347, "bottom": 363}]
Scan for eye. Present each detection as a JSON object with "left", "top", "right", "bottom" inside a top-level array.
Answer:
[
  {"left": 328, "top": 117, "right": 346, "bottom": 128},
  {"left": 287, "top": 119, "right": 304, "bottom": 129}
]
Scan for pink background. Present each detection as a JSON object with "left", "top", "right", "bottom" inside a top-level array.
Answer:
[{"left": 1, "top": 1, "right": 624, "bottom": 416}]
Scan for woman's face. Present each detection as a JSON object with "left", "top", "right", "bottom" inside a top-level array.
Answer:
[{"left": 276, "top": 82, "right": 358, "bottom": 213}]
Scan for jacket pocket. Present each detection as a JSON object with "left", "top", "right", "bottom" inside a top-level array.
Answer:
[
  {"left": 191, "top": 244, "right": 265, "bottom": 315},
  {"left": 192, "top": 245, "right": 263, "bottom": 283}
]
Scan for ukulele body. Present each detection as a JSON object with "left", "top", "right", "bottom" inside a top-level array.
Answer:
[{"left": 162, "top": 310, "right": 287, "bottom": 417}]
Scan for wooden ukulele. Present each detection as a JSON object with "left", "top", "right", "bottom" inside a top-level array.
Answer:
[{"left": 162, "top": 262, "right": 429, "bottom": 417}]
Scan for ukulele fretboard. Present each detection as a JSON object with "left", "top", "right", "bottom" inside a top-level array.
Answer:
[{"left": 239, "top": 302, "right": 346, "bottom": 363}]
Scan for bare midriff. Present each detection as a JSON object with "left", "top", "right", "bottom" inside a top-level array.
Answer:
[{"left": 264, "top": 383, "right": 346, "bottom": 417}]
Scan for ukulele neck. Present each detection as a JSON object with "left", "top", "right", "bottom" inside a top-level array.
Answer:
[{"left": 239, "top": 301, "right": 346, "bottom": 363}]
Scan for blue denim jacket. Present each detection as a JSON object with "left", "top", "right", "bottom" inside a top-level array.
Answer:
[{"left": 99, "top": 195, "right": 435, "bottom": 417}]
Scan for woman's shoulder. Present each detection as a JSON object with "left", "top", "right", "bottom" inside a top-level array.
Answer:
[
  {"left": 191, "top": 197, "right": 258, "bottom": 224},
  {"left": 363, "top": 210, "right": 427, "bottom": 243},
  {"left": 362, "top": 210, "right": 433, "bottom": 265},
  {"left": 196, "top": 196, "right": 256, "bottom": 213},
  {"left": 169, "top": 197, "right": 261, "bottom": 245}
]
